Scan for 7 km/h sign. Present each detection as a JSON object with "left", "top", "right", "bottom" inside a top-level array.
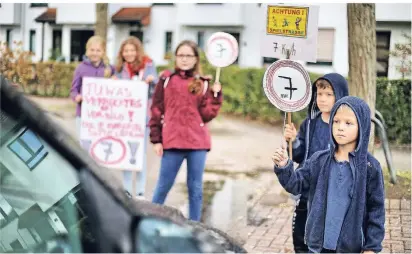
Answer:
[{"left": 263, "top": 59, "right": 312, "bottom": 113}]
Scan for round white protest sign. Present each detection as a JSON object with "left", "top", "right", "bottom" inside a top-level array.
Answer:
[
  {"left": 263, "top": 59, "right": 312, "bottom": 112},
  {"left": 205, "top": 32, "right": 239, "bottom": 67}
]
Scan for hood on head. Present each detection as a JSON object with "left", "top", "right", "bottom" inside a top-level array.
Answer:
[
  {"left": 307, "top": 73, "right": 349, "bottom": 119},
  {"left": 328, "top": 96, "right": 371, "bottom": 156}
]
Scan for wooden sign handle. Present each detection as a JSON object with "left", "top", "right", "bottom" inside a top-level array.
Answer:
[
  {"left": 214, "top": 67, "right": 221, "bottom": 98},
  {"left": 288, "top": 112, "right": 293, "bottom": 160}
]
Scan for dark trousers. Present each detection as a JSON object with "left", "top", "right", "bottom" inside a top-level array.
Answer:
[{"left": 292, "top": 197, "right": 309, "bottom": 253}]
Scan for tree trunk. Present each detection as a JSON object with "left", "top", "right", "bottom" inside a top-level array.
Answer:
[
  {"left": 95, "top": 3, "right": 108, "bottom": 41},
  {"left": 347, "top": 3, "right": 377, "bottom": 153}
]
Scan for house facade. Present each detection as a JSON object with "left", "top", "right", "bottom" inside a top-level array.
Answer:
[{"left": 0, "top": 3, "right": 410, "bottom": 79}]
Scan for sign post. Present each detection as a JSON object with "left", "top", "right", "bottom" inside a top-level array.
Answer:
[
  {"left": 205, "top": 32, "right": 239, "bottom": 97},
  {"left": 261, "top": 4, "right": 319, "bottom": 159}
]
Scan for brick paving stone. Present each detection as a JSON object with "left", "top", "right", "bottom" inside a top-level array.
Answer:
[
  {"left": 243, "top": 245, "right": 255, "bottom": 252},
  {"left": 390, "top": 199, "right": 401, "bottom": 210},
  {"left": 257, "top": 240, "right": 272, "bottom": 248},
  {"left": 402, "top": 227, "right": 411, "bottom": 233},
  {"left": 246, "top": 239, "right": 258, "bottom": 247},
  {"left": 391, "top": 229, "right": 402, "bottom": 238},
  {"left": 402, "top": 232, "right": 411, "bottom": 238},
  {"left": 253, "top": 229, "right": 269, "bottom": 237},
  {"left": 382, "top": 242, "right": 391, "bottom": 248},
  {"left": 401, "top": 199, "right": 411, "bottom": 211},
  {"left": 384, "top": 240, "right": 403, "bottom": 245},
  {"left": 391, "top": 243, "right": 404, "bottom": 253},
  {"left": 405, "top": 240, "right": 412, "bottom": 251},
  {"left": 272, "top": 235, "right": 288, "bottom": 245}
]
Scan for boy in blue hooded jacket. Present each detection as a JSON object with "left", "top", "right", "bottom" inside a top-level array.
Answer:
[
  {"left": 284, "top": 73, "right": 349, "bottom": 252},
  {"left": 273, "top": 96, "right": 385, "bottom": 253}
]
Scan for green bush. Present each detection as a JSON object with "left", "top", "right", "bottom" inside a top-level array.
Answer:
[
  {"left": 28, "top": 62, "right": 77, "bottom": 97},
  {"left": 376, "top": 79, "right": 411, "bottom": 145}
]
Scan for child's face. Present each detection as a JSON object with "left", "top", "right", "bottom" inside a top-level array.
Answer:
[
  {"left": 122, "top": 43, "right": 137, "bottom": 63},
  {"left": 175, "top": 45, "right": 197, "bottom": 71},
  {"left": 86, "top": 42, "right": 104, "bottom": 64},
  {"left": 332, "top": 106, "right": 359, "bottom": 147},
  {"left": 316, "top": 84, "right": 335, "bottom": 113}
]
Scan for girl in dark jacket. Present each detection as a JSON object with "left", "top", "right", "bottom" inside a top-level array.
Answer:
[{"left": 149, "top": 40, "right": 223, "bottom": 221}]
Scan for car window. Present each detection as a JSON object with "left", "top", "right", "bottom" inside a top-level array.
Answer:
[{"left": 0, "top": 109, "right": 91, "bottom": 253}]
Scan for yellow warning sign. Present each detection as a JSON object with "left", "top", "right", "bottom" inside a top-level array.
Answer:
[{"left": 266, "top": 6, "right": 309, "bottom": 38}]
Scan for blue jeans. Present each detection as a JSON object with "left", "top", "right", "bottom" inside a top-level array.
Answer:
[{"left": 152, "top": 149, "right": 207, "bottom": 221}]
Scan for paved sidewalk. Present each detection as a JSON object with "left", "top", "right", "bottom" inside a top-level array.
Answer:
[{"left": 243, "top": 183, "right": 411, "bottom": 253}]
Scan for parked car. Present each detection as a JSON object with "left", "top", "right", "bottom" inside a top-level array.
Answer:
[{"left": 0, "top": 75, "right": 246, "bottom": 253}]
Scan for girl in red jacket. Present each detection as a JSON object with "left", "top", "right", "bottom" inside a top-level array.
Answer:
[{"left": 149, "top": 40, "right": 223, "bottom": 221}]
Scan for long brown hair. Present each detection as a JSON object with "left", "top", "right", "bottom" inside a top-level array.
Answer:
[
  {"left": 115, "top": 36, "right": 146, "bottom": 73},
  {"left": 174, "top": 40, "right": 204, "bottom": 95}
]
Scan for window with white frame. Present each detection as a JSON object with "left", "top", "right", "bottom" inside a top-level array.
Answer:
[
  {"left": 29, "top": 30, "right": 36, "bottom": 54},
  {"left": 308, "top": 28, "right": 335, "bottom": 66}
]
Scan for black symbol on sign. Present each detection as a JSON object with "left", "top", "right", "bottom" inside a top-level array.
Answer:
[
  {"left": 295, "top": 17, "right": 302, "bottom": 30},
  {"left": 281, "top": 94, "right": 288, "bottom": 99},
  {"left": 273, "top": 42, "right": 278, "bottom": 52},
  {"left": 128, "top": 141, "right": 140, "bottom": 165},
  {"left": 80, "top": 139, "right": 92, "bottom": 152},
  {"left": 272, "top": 16, "right": 277, "bottom": 27},
  {"left": 282, "top": 18, "right": 289, "bottom": 27},
  {"left": 279, "top": 76, "right": 297, "bottom": 100},
  {"left": 216, "top": 43, "right": 226, "bottom": 58},
  {"left": 101, "top": 141, "right": 113, "bottom": 162}
]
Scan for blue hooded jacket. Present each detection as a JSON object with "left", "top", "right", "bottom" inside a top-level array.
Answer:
[
  {"left": 291, "top": 73, "right": 349, "bottom": 165},
  {"left": 275, "top": 96, "right": 385, "bottom": 253}
]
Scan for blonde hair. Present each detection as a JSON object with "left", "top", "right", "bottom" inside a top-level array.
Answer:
[
  {"left": 116, "top": 36, "right": 146, "bottom": 73},
  {"left": 336, "top": 104, "right": 353, "bottom": 113},
  {"left": 86, "top": 35, "right": 112, "bottom": 78}
]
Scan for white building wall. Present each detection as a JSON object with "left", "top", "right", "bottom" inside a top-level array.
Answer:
[
  {"left": 176, "top": 3, "right": 243, "bottom": 26},
  {"left": 54, "top": 3, "right": 96, "bottom": 25},
  {"left": 0, "top": 3, "right": 20, "bottom": 25},
  {"left": 143, "top": 5, "right": 177, "bottom": 66},
  {"left": 376, "top": 3, "right": 411, "bottom": 22}
]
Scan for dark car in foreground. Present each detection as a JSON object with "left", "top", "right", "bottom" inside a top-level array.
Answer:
[{"left": 0, "top": 75, "right": 246, "bottom": 253}]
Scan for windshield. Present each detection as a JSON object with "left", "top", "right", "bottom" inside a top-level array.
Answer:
[{"left": 0, "top": 109, "right": 91, "bottom": 253}]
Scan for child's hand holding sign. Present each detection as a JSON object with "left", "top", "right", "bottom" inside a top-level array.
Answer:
[{"left": 272, "top": 140, "right": 289, "bottom": 167}]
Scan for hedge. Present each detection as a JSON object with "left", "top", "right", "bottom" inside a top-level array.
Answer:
[
  {"left": 2, "top": 59, "right": 410, "bottom": 145},
  {"left": 156, "top": 53, "right": 410, "bottom": 145}
]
